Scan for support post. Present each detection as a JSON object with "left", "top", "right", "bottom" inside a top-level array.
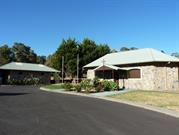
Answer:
[
  {"left": 62, "top": 56, "right": 64, "bottom": 83},
  {"left": 77, "top": 54, "right": 79, "bottom": 83}
]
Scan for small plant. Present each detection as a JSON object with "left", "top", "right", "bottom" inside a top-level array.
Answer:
[
  {"left": 80, "top": 79, "right": 93, "bottom": 90},
  {"left": 93, "top": 77, "right": 100, "bottom": 87},
  {"left": 62, "top": 83, "right": 73, "bottom": 90},
  {"left": 95, "top": 83, "right": 104, "bottom": 92},
  {"left": 74, "top": 84, "right": 81, "bottom": 92},
  {"left": 101, "top": 80, "right": 118, "bottom": 91}
]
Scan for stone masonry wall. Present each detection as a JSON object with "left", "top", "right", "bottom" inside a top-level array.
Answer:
[
  {"left": 87, "top": 65, "right": 179, "bottom": 91},
  {"left": 9, "top": 71, "right": 51, "bottom": 84},
  {"left": 119, "top": 66, "right": 155, "bottom": 90},
  {"left": 153, "top": 66, "right": 179, "bottom": 91}
]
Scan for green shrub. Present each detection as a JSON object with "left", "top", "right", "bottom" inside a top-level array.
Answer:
[
  {"left": 74, "top": 84, "right": 81, "bottom": 92},
  {"left": 80, "top": 79, "right": 92, "bottom": 89},
  {"left": 101, "top": 80, "right": 118, "bottom": 91},
  {"left": 95, "top": 83, "right": 104, "bottom": 92},
  {"left": 62, "top": 83, "right": 73, "bottom": 90},
  {"left": 93, "top": 77, "right": 100, "bottom": 87}
]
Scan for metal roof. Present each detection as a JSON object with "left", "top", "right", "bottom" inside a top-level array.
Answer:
[
  {"left": 0, "top": 62, "right": 60, "bottom": 72},
  {"left": 94, "top": 64, "right": 120, "bottom": 71},
  {"left": 94, "top": 64, "right": 139, "bottom": 71},
  {"left": 84, "top": 48, "right": 179, "bottom": 68}
]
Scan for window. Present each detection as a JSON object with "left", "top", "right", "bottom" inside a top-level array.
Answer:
[
  {"left": 95, "top": 70, "right": 112, "bottom": 79},
  {"left": 41, "top": 72, "right": 45, "bottom": 75},
  {"left": 18, "top": 71, "right": 23, "bottom": 75},
  {"left": 127, "top": 69, "right": 141, "bottom": 79}
]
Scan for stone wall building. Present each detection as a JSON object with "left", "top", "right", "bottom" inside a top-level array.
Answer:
[
  {"left": 0, "top": 62, "right": 59, "bottom": 84},
  {"left": 84, "top": 48, "right": 179, "bottom": 91}
]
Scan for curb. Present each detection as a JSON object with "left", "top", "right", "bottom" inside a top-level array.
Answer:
[{"left": 40, "top": 87, "right": 179, "bottom": 119}]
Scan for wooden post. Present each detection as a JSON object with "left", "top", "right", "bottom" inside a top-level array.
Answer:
[
  {"left": 62, "top": 56, "right": 64, "bottom": 83},
  {"left": 102, "top": 59, "right": 105, "bottom": 80},
  {"left": 112, "top": 70, "right": 114, "bottom": 81},
  {"left": 77, "top": 54, "right": 79, "bottom": 83}
]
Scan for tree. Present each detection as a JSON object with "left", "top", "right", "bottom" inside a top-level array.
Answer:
[
  {"left": 79, "top": 38, "right": 98, "bottom": 67},
  {"left": 0, "top": 45, "right": 14, "bottom": 66},
  {"left": 12, "top": 43, "right": 37, "bottom": 63},
  {"left": 120, "top": 47, "right": 138, "bottom": 51},
  {"left": 47, "top": 38, "right": 111, "bottom": 78},
  {"left": 50, "top": 38, "right": 78, "bottom": 78},
  {"left": 171, "top": 53, "right": 179, "bottom": 58},
  {"left": 46, "top": 54, "right": 56, "bottom": 67},
  {"left": 37, "top": 56, "right": 46, "bottom": 64},
  {"left": 110, "top": 49, "right": 118, "bottom": 53},
  {"left": 120, "top": 47, "right": 130, "bottom": 51},
  {"left": 79, "top": 39, "right": 110, "bottom": 76}
]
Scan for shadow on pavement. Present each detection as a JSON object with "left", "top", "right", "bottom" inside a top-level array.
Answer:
[{"left": 0, "top": 92, "right": 30, "bottom": 96}]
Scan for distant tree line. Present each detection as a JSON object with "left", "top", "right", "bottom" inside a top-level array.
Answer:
[
  {"left": 1, "top": 38, "right": 179, "bottom": 78},
  {"left": 0, "top": 43, "right": 46, "bottom": 66}
]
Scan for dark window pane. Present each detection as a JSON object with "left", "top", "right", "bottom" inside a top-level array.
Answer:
[{"left": 128, "top": 69, "right": 141, "bottom": 78}]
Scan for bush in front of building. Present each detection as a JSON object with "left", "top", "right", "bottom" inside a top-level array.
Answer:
[
  {"left": 74, "top": 84, "right": 81, "bottom": 92},
  {"left": 101, "top": 80, "right": 118, "bottom": 91},
  {"left": 80, "top": 79, "right": 94, "bottom": 92},
  {"left": 76, "top": 78, "right": 118, "bottom": 93},
  {"left": 62, "top": 83, "right": 73, "bottom": 91},
  {"left": 7, "top": 77, "right": 40, "bottom": 85}
]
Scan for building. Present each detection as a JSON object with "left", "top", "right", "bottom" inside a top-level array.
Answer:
[
  {"left": 0, "top": 62, "right": 59, "bottom": 84},
  {"left": 84, "top": 48, "right": 179, "bottom": 91}
]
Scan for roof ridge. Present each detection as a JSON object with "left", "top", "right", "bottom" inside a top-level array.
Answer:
[{"left": 148, "top": 48, "right": 155, "bottom": 61}]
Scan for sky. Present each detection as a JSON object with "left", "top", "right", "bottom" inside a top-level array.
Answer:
[{"left": 0, "top": 0, "right": 179, "bottom": 56}]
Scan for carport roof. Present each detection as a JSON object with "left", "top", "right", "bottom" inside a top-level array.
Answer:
[{"left": 0, "top": 62, "right": 60, "bottom": 72}]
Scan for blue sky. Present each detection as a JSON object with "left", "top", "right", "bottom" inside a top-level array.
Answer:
[{"left": 0, "top": 0, "right": 178, "bottom": 56}]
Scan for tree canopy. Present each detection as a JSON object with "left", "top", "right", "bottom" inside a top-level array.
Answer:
[
  {"left": 0, "top": 45, "right": 14, "bottom": 66},
  {"left": 171, "top": 53, "right": 179, "bottom": 58},
  {"left": 46, "top": 38, "right": 111, "bottom": 78},
  {"left": 0, "top": 43, "right": 46, "bottom": 66}
]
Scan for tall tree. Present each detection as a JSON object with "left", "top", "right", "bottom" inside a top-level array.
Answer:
[
  {"left": 120, "top": 47, "right": 138, "bottom": 51},
  {"left": 79, "top": 39, "right": 110, "bottom": 76},
  {"left": 120, "top": 47, "right": 130, "bottom": 51},
  {"left": 37, "top": 56, "right": 46, "bottom": 64},
  {"left": 0, "top": 45, "right": 14, "bottom": 66},
  {"left": 45, "top": 54, "right": 57, "bottom": 67},
  {"left": 52, "top": 38, "right": 78, "bottom": 77},
  {"left": 12, "top": 43, "right": 37, "bottom": 63},
  {"left": 171, "top": 53, "right": 179, "bottom": 58},
  {"left": 79, "top": 38, "right": 98, "bottom": 67}
]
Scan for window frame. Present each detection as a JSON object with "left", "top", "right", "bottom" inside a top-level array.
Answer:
[{"left": 127, "top": 68, "right": 142, "bottom": 80}]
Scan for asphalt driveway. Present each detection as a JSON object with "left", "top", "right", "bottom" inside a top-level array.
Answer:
[{"left": 0, "top": 86, "right": 179, "bottom": 135}]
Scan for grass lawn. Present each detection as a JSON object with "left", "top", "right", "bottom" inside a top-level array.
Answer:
[{"left": 110, "top": 90, "right": 179, "bottom": 112}]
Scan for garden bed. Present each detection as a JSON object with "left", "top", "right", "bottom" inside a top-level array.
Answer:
[{"left": 43, "top": 78, "right": 119, "bottom": 93}]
